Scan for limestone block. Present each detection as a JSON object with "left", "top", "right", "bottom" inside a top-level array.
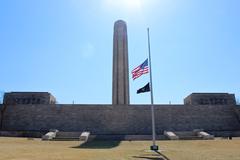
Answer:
[
  {"left": 197, "top": 131, "right": 214, "bottom": 140},
  {"left": 79, "top": 132, "right": 90, "bottom": 142},
  {"left": 42, "top": 132, "right": 56, "bottom": 140},
  {"left": 164, "top": 131, "right": 179, "bottom": 140}
]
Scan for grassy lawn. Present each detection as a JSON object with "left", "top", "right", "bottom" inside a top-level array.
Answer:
[{"left": 0, "top": 137, "right": 240, "bottom": 160}]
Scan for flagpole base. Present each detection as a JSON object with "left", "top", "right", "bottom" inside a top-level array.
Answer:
[{"left": 150, "top": 145, "right": 159, "bottom": 151}]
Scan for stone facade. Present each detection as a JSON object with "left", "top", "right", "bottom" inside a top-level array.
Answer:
[
  {"left": 0, "top": 104, "right": 2, "bottom": 126},
  {"left": 3, "top": 92, "right": 56, "bottom": 105},
  {"left": 184, "top": 93, "right": 236, "bottom": 105},
  {"left": 235, "top": 107, "right": 240, "bottom": 122},
  {"left": 1, "top": 104, "right": 240, "bottom": 135}
]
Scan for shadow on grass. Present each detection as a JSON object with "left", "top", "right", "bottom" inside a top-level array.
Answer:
[
  {"left": 133, "top": 156, "right": 165, "bottom": 160},
  {"left": 133, "top": 150, "right": 170, "bottom": 160},
  {"left": 155, "top": 151, "right": 171, "bottom": 160},
  {"left": 72, "top": 140, "right": 121, "bottom": 149}
]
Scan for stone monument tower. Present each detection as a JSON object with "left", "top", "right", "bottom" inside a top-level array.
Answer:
[{"left": 112, "top": 20, "right": 130, "bottom": 105}]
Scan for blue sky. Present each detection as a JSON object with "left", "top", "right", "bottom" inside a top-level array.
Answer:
[{"left": 0, "top": 0, "right": 239, "bottom": 104}]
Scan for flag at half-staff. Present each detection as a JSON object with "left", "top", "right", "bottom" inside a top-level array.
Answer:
[
  {"left": 137, "top": 83, "right": 150, "bottom": 94},
  {"left": 132, "top": 59, "right": 149, "bottom": 80}
]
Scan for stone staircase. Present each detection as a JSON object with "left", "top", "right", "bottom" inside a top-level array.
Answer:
[
  {"left": 174, "top": 130, "right": 214, "bottom": 140},
  {"left": 176, "top": 132, "right": 204, "bottom": 140},
  {"left": 43, "top": 132, "right": 167, "bottom": 141},
  {"left": 43, "top": 130, "right": 214, "bottom": 141},
  {"left": 51, "top": 132, "right": 81, "bottom": 141}
]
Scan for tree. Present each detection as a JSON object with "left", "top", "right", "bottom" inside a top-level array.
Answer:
[
  {"left": 237, "top": 98, "right": 240, "bottom": 105},
  {"left": 0, "top": 91, "right": 4, "bottom": 104}
]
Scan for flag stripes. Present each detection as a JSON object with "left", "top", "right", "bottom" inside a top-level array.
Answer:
[
  {"left": 131, "top": 59, "right": 149, "bottom": 80},
  {"left": 132, "top": 67, "right": 149, "bottom": 80}
]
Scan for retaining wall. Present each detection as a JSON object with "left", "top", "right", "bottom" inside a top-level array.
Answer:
[
  {"left": 235, "top": 106, "right": 240, "bottom": 122},
  {"left": 1, "top": 104, "right": 240, "bottom": 134},
  {"left": 0, "top": 104, "right": 2, "bottom": 126}
]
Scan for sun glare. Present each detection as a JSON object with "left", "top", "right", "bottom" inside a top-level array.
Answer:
[
  {"left": 103, "top": 0, "right": 143, "bottom": 11},
  {"left": 124, "top": 0, "right": 142, "bottom": 9}
]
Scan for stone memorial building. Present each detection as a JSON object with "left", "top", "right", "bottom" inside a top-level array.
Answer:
[
  {"left": 184, "top": 93, "right": 236, "bottom": 105},
  {"left": 0, "top": 20, "right": 240, "bottom": 139},
  {"left": 3, "top": 92, "right": 56, "bottom": 105}
]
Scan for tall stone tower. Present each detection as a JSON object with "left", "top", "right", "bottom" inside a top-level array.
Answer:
[{"left": 112, "top": 20, "right": 130, "bottom": 105}]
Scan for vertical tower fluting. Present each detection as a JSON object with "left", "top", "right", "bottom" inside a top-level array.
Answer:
[{"left": 112, "top": 20, "right": 130, "bottom": 105}]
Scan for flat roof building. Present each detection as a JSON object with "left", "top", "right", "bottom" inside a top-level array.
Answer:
[
  {"left": 3, "top": 92, "right": 56, "bottom": 105},
  {"left": 184, "top": 93, "right": 236, "bottom": 105}
]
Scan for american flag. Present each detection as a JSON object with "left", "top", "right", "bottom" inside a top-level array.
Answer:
[{"left": 132, "top": 59, "right": 149, "bottom": 80}]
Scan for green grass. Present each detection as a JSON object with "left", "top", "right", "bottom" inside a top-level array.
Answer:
[{"left": 0, "top": 137, "right": 240, "bottom": 160}]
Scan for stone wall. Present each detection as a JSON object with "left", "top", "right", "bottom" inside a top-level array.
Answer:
[
  {"left": 1, "top": 104, "right": 240, "bottom": 134},
  {"left": 0, "top": 104, "right": 2, "bottom": 126},
  {"left": 235, "top": 106, "right": 240, "bottom": 122}
]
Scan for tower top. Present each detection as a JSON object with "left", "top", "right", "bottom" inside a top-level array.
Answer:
[
  {"left": 114, "top": 20, "right": 127, "bottom": 26},
  {"left": 114, "top": 20, "right": 127, "bottom": 33}
]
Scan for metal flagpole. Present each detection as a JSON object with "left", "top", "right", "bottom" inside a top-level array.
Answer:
[{"left": 147, "top": 28, "right": 158, "bottom": 151}]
